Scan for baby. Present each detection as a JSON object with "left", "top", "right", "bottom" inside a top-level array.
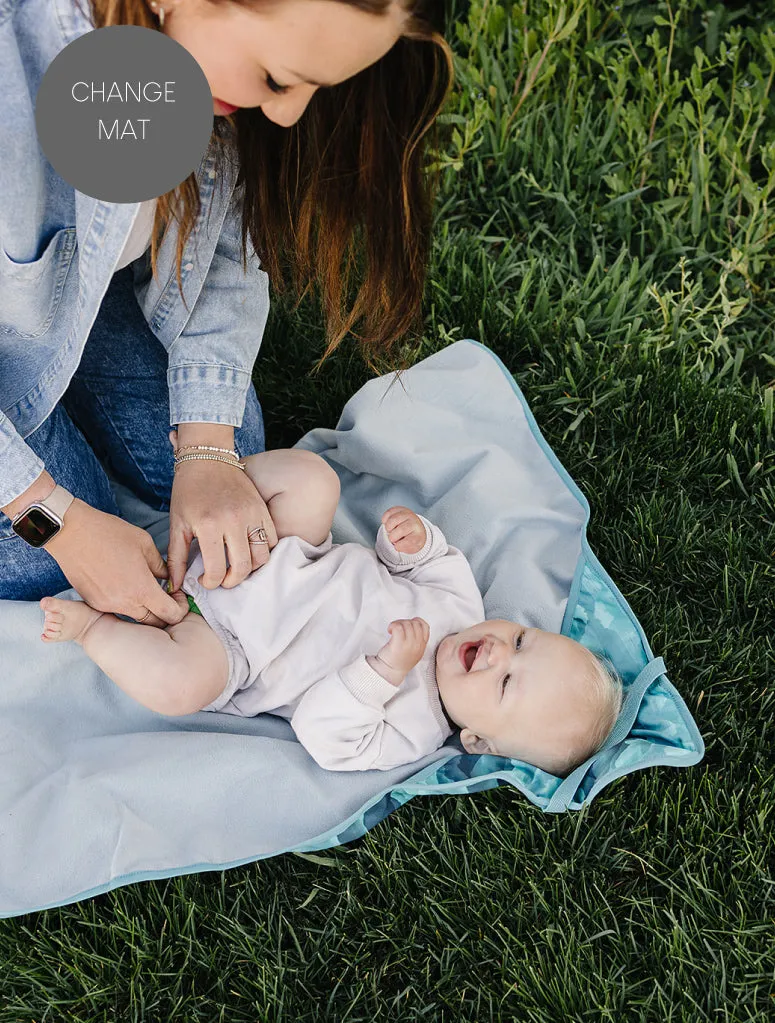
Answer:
[{"left": 40, "top": 449, "right": 622, "bottom": 776}]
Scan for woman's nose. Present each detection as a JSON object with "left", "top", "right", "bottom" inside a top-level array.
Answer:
[{"left": 261, "top": 87, "right": 317, "bottom": 127}]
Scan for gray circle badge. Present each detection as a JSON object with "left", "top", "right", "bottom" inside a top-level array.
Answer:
[{"left": 35, "top": 26, "right": 213, "bottom": 203}]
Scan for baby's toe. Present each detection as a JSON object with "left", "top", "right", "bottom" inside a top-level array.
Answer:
[{"left": 41, "top": 624, "right": 60, "bottom": 641}]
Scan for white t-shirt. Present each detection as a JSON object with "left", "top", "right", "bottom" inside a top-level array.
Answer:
[
  {"left": 182, "top": 517, "right": 486, "bottom": 773},
  {"left": 114, "top": 198, "right": 157, "bottom": 271}
]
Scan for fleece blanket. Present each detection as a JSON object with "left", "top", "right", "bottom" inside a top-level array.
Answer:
[{"left": 0, "top": 340, "right": 704, "bottom": 918}]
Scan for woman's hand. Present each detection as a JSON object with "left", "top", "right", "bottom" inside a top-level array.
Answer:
[
  {"left": 45, "top": 499, "right": 185, "bottom": 626},
  {"left": 167, "top": 459, "right": 278, "bottom": 592}
]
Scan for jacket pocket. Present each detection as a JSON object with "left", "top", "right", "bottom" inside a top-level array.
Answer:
[{"left": 0, "top": 227, "right": 77, "bottom": 338}]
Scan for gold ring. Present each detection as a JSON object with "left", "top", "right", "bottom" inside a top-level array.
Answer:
[
  {"left": 138, "top": 608, "right": 152, "bottom": 623},
  {"left": 248, "top": 526, "right": 269, "bottom": 545}
]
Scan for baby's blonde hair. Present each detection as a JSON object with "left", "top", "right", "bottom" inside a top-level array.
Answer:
[
  {"left": 552, "top": 650, "right": 623, "bottom": 777},
  {"left": 495, "top": 646, "right": 624, "bottom": 778}
]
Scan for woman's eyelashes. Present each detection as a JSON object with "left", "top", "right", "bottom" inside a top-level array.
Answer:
[
  {"left": 265, "top": 74, "right": 289, "bottom": 95},
  {"left": 515, "top": 629, "right": 524, "bottom": 651}
]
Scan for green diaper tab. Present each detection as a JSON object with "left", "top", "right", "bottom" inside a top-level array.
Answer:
[{"left": 165, "top": 579, "right": 202, "bottom": 617}]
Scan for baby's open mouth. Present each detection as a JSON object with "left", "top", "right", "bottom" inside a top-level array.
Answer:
[{"left": 459, "top": 640, "right": 483, "bottom": 672}]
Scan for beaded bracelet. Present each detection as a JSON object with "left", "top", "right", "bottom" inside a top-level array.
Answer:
[{"left": 174, "top": 444, "right": 240, "bottom": 458}]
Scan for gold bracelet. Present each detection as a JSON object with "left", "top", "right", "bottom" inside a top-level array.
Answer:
[
  {"left": 174, "top": 444, "right": 240, "bottom": 458},
  {"left": 173, "top": 453, "right": 246, "bottom": 471}
]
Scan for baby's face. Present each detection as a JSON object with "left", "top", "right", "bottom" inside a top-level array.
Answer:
[{"left": 434, "top": 620, "right": 596, "bottom": 767}]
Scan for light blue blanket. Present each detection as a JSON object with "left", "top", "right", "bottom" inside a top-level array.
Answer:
[{"left": 0, "top": 341, "right": 704, "bottom": 918}]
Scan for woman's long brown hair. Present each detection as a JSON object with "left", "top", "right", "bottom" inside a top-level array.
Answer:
[{"left": 82, "top": 0, "right": 453, "bottom": 366}]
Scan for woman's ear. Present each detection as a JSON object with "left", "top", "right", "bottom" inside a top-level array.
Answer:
[{"left": 459, "top": 728, "right": 494, "bottom": 755}]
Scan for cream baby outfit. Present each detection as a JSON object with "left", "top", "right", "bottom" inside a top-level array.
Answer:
[{"left": 182, "top": 517, "right": 485, "bottom": 772}]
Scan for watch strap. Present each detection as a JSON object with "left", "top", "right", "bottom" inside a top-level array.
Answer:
[{"left": 40, "top": 484, "right": 75, "bottom": 521}]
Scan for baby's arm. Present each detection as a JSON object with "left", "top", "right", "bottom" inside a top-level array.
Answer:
[
  {"left": 375, "top": 507, "right": 448, "bottom": 573},
  {"left": 376, "top": 507, "right": 483, "bottom": 608},
  {"left": 365, "top": 617, "right": 429, "bottom": 688},
  {"left": 291, "top": 617, "right": 432, "bottom": 771},
  {"left": 291, "top": 668, "right": 430, "bottom": 772}
]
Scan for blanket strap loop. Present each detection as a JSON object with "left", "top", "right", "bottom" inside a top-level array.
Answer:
[{"left": 543, "top": 656, "right": 667, "bottom": 814}]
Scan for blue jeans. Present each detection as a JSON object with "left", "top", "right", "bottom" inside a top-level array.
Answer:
[{"left": 0, "top": 266, "right": 265, "bottom": 600}]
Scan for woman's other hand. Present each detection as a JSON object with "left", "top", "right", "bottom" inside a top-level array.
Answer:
[
  {"left": 167, "top": 459, "right": 278, "bottom": 592},
  {"left": 46, "top": 500, "right": 185, "bottom": 626}
]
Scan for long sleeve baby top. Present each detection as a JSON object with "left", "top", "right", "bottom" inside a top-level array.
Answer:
[{"left": 181, "top": 517, "right": 485, "bottom": 772}]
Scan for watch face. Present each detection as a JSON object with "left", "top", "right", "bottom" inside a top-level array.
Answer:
[{"left": 11, "top": 506, "right": 61, "bottom": 548}]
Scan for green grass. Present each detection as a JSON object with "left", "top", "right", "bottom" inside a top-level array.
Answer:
[{"left": 2, "top": 1, "right": 774, "bottom": 1019}]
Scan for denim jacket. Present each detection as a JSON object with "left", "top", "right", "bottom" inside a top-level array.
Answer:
[{"left": 0, "top": 0, "right": 270, "bottom": 507}]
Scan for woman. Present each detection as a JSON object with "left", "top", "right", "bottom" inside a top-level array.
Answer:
[{"left": 0, "top": 0, "right": 452, "bottom": 625}]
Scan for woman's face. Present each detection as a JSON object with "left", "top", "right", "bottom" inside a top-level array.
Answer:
[{"left": 160, "top": 0, "right": 409, "bottom": 125}]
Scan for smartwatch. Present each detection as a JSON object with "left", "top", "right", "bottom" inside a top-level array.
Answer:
[{"left": 11, "top": 485, "right": 75, "bottom": 549}]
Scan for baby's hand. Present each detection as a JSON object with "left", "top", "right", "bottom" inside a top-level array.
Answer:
[
  {"left": 370, "top": 617, "right": 430, "bottom": 689},
  {"left": 382, "top": 506, "right": 427, "bottom": 555}
]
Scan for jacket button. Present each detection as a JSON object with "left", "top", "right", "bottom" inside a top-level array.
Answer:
[{"left": 184, "top": 262, "right": 194, "bottom": 272}]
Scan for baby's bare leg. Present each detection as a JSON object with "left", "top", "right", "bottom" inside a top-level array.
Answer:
[
  {"left": 40, "top": 596, "right": 228, "bottom": 716},
  {"left": 242, "top": 449, "right": 340, "bottom": 546}
]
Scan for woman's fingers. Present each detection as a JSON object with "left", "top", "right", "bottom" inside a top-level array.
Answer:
[
  {"left": 245, "top": 500, "right": 277, "bottom": 573},
  {"left": 141, "top": 536, "right": 169, "bottom": 580},
  {"left": 199, "top": 521, "right": 275, "bottom": 591},
  {"left": 180, "top": 520, "right": 277, "bottom": 592},
  {"left": 257, "top": 510, "right": 279, "bottom": 549},
  {"left": 137, "top": 536, "right": 187, "bottom": 625},
  {"left": 248, "top": 530, "right": 272, "bottom": 573},
  {"left": 131, "top": 609, "right": 165, "bottom": 628},
  {"left": 222, "top": 531, "right": 255, "bottom": 588},
  {"left": 166, "top": 526, "right": 193, "bottom": 593},
  {"left": 197, "top": 531, "right": 229, "bottom": 589},
  {"left": 131, "top": 582, "right": 185, "bottom": 627},
  {"left": 136, "top": 590, "right": 189, "bottom": 628}
]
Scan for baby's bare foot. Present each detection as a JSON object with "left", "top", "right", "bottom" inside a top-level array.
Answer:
[{"left": 40, "top": 597, "right": 104, "bottom": 645}]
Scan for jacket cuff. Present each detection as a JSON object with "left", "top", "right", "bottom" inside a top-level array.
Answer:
[
  {"left": 167, "top": 365, "right": 252, "bottom": 427},
  {"left": 0, "top": 419, "right": 46, "bottom": 509},
  {"left": 339, "top": 655, "right": 401, "bottom": 709}
]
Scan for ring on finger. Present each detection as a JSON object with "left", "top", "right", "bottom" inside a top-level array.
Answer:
[
  {"left": 137, "top": 608, "right": 152, "bottom": 623},
  {"left": 248, "top": 526, "right": 269, "bottom": 545}
]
